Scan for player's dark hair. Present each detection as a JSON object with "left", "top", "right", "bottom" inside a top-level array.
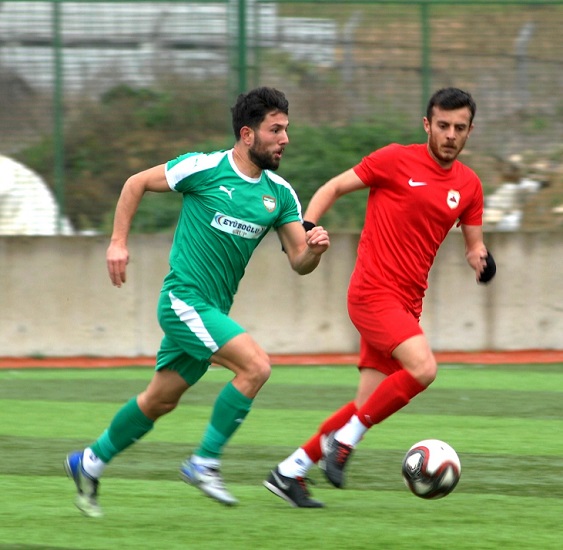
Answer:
[
  {"left": 231, "top": 87, "right": 289, "bottom": 140},
  {"left": 426, "top": 87, "right": 476, "bottom": 124}
]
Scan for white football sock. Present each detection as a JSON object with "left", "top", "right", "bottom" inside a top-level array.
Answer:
[
  {"left": 335, "top": 415, "right": 367, "bottom": 447},
  {"left": 82, "top": 447, "right": 107, "bottom": 479},
  {"left": 278, "top": 448, "right": 314, "bottom": 478},
  {"left": 190, "top": 454, "right": 221, "bottom": 469}
]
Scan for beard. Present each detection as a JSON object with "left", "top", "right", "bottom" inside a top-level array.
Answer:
[
  {"left": 428, "top": 135, "right": 464, "bottom": 166},
  {"left": 248, "top": 140, "right": 281, "bottom": 171}
]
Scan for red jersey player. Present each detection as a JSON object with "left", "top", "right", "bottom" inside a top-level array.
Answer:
[{"left": 264, "top": 87, "right": 496, "bottom": 508}]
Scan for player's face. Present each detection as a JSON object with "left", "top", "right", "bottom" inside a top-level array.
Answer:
[
  {"left": 248, "top": 111, "right": 289, "bottom": 171},
  {"left": 424, "top": 106, "right": 474, "bottom": 169}
]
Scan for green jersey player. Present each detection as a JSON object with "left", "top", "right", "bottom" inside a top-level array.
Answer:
[{"left": 64, "top": 87, "right": 330, "bottom": 517}]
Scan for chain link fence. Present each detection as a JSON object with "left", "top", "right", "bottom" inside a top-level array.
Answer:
[{"left": 1, "top": 0, "right": 562, "bottom": 234}]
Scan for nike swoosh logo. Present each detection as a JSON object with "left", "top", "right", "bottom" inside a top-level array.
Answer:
[
  {"left": 408, "top": 178, "right": 427, "bottom": 187},
  {"left": 272, "top": 471, "right": 290, "bottom": 490}
]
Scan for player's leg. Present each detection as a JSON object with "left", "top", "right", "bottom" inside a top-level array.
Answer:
[
  {"left": 274, "top": 401, "right": 359, "bottom": 477},
  {"left": 180, "top": 333, "right": 269, "bottom": 506},
  {"left": 266, "top": 362, "right": 385, "bottom": 506},
  {"left": 302, "top": 400, "right": 359, "bottom": 464},
  {"left": 321, "top": 361, "right": 427, "bottom": 487},
  {"left": 211, "top": 331, "right": 271, "bottom": 398},
  {"left": 64, "top": 365, "right": 189, "bottom": 518},
  {"left": 167, "top": 290, "right": 271, "bottom": 505},
  {"left": 264, "top": 310, "right": 389, "bottom": 505},
  {"left": 336, "top": 335, "right": 435, "bottom": 446},
  {"left": 64, "top": 290, "right": 202, "bottom": 517},
  {"left": 391, "top": 334, "right": 438, "bottom": 386},
  {"left": 320, "top": 299, "right": 431, "bottom": 488},
  {"left": 263, "top": 400, "right": 357, "bottom": 508},
  {"left": 91, "top": 368, "right": 188, "bottom": 465}
]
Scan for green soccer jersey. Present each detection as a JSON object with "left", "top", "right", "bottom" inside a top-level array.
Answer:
[{"left": 163, "top": 149, "right": 303, "bottom": 312}]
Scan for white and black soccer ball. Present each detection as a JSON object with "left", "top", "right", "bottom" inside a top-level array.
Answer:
[{"left": 402, "top": 439, "right": 461, "bottom": 499}]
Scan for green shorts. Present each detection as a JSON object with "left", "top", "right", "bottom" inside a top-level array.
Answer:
[{"left": 155, "top": 289, "right": 245, "bottom": 386}]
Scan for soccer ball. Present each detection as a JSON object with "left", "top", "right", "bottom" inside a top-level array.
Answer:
[{"left": 401, "top": 439, "right": 461, "bottom": 499}]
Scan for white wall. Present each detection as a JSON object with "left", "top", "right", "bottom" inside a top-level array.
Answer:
[{"left": 1, "top": 231, "right": 561, "bottom": 357}]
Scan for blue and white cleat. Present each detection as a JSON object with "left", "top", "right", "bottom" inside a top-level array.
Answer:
[
  {"left": 180, "top": 457, "right": 238, "bottom": 506},
  {"left": 64, "top": 451, "right": 103, "bottom": 518}
]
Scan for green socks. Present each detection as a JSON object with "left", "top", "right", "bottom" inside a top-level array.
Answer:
[
  {"left": 195, "top": 381, "right": 253, "bottom": 459},
  {"left": 90, "top": 397, "right": 154, "bottom": 463},
  {"left": 90, "top": 382, "right": 252, "bottom": 464}
]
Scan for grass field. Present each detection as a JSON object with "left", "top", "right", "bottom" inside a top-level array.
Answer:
[{"left": 1, "top": 362, "right": 562, "bottom": 550}]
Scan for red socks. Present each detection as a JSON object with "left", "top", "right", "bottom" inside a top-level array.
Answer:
[
  {"left": 356, "top": 369, "right": 426, "bottom": 427},
  {"left": 302, "top": 401, "right": 357, "bottom": 462},
  {"left": 301, "top": 369, "right": 427, "bottom": 463}
]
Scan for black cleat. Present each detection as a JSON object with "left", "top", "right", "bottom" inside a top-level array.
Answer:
[
  {"left": 263, "top": 468, "right": 324, "bottom": 508},
  {"left": 320, "top": 432, "right": 354, "bottom": 488}
]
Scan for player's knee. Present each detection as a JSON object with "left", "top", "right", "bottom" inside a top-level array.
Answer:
[
  {"left": 238, "top": 351, "right": 271, "bottom": 394},
  {"left": 248, "top": 354, "right": 272, "bottom": 386},
  {"left": 231, "top": 360, "right": 271, "bottom": 399},
  {"left": 155, "top": 400, "right": 179, "bottom": 416},
  {"left": 139, "top": 393, "right": 180, "bottom": 419},
  {"left": 407, "top": 357, "right": 437, "bottom": 387},
  {"left": 417, "top": 359, "right": 438, "bottom": 387}
]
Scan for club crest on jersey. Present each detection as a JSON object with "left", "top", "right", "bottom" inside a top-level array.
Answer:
[
  {"left": 262, "top": 195, "right": 276, "bottom": 212},
  {"left": 447, "top": 190, "right": 460, "bottom": 210}
]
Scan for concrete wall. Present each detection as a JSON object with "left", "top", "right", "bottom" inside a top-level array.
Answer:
[{"left": 1, "top": 231, "right": 562, "bottom": 357}]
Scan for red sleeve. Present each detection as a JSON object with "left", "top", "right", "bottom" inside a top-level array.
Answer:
[
  {"left": 353, "top": 144, "right": 400, "bottom": 188},
  {"left": 458, "top": 170, "right": 484, "bottom": 226}
]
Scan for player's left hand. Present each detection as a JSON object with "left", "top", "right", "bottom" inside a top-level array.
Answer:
[
  {"left": 478, "top": 251, "right": 496, "bottom": 284},
  {"left": 304, "top": 223, "right": 330, "bottom": 255},
  {"left": 467, "top": 246, "right": 496, "bottom": 284}
]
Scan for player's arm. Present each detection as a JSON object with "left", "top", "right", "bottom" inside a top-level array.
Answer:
[
  {"left": 461, "top": 224, "right": 495, "bottom": 283},
  {"left": 304, "top": 168, "right": 366, "bottom": 224},
  {"left": 107, "top": 164, "right": 171, "bottom": 287},
  {"left": 278, "top": 221, "right": 330, "bottom": 275}
]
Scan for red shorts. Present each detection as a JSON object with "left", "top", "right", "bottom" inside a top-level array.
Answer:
[{"left": 347, "top": 293, "right": 423, "bottom": 376}]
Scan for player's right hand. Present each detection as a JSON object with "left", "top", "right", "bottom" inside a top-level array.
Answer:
[{"left": 106, "top": 242, "right": 129, "bottom": 287}]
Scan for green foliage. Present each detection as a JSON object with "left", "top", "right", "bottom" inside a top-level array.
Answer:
[
  {"left": 15, "top": 81, "right": 230, "bottom": 233},
  {"left": 280, "top": 121, "right": 423, "bottom": 230},
  {"left": 129, "top": 192, "right": 182, "bottom": 234},
  {"left": 125, "top": 119, "right": 422, "bottom": 233},
  {"left": 15, "top": 81, "right": 421, "bottom": 233},
  {"left": 101, "top": 84, "right": 175, "bottom": 128}
]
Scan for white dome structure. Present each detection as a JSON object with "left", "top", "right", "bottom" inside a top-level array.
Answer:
[{"left": 0, "top": 154, "right": 73, "bottom": 235}]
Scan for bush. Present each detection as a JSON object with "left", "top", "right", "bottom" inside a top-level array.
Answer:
[
  {"left": 279, "top": 122, "right": 422, "bottom": 230},
  {"left": 16, "top": 82, "right": 423, "bottom": 233}
]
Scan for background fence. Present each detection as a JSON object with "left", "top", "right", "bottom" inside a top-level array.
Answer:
[{"left": 1, "top": 0, "right": 563, "bottom": 235}]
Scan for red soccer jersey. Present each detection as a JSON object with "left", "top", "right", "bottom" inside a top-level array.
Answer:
[{"left": 350, "top": 143, "right": 483, "bottom": 314}]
